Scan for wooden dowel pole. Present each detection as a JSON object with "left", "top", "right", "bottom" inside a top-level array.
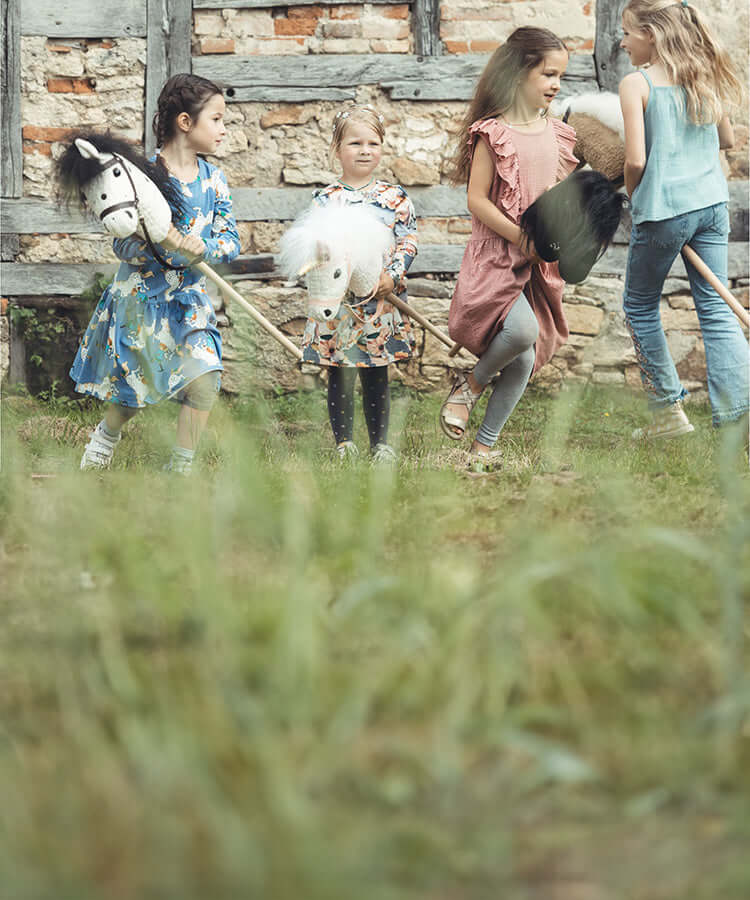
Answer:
[
  {"left": 681, "top": 246, "right": 749, "bottom": 329},
  {"left": 196, "top": 261, "right": 303, "bottom": 361},
  {"left": 386, "top": 292, "right": 454, "bottom": 349}
]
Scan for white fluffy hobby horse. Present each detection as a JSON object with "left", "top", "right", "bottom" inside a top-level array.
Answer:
[
  {"left": 57, "top": 132, "right": 303, "bottom": 359},
  {"left": 278, "top": 202, "right": 457, "bottom": 349}
]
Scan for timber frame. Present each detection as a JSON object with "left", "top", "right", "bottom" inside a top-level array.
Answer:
[{"left": 2, "top": 0, "right": 747, "bottom": 296}]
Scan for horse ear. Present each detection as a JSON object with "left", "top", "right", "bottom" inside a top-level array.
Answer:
[{"left": 75, "top": 138, "right": 106, "bottom": 162}]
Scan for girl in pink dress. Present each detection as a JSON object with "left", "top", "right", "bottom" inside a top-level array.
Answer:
[{"left": 440, "top": 27, "right": 579, "bottom": 466}]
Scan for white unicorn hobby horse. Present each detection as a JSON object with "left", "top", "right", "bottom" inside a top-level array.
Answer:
[{"left": 279, "top": 203, "right": 457, "bottom": 350}]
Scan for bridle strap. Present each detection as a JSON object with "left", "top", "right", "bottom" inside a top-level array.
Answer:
[{"left": 95, "top": 152, "right": 188, "bottom": 272}]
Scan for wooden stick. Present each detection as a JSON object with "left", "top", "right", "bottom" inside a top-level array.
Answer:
[
  {"left": 386, "top": 292, "right": 475, "bottom": 360},
  {"left": 196, "top": 261, "right": 303, "bottom": 361},
  {"left": 386, "top": 292, "right": 454, "bottom": 349},
  {"left": 681, "top": 246, "right": 749, "bottom": 329}
]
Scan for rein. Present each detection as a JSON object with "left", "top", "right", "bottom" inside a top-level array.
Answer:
[{"left": 94, "top": 154, "right": 188, "bottom": 272}]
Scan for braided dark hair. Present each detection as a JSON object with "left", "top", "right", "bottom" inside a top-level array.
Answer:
[{"left": 152, "top": 73, "right": 224, "bottom": 148}]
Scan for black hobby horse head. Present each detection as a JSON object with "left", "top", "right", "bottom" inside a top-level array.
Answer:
[{"left": 520, "top": 170, "right": 625, "bottom": 283}]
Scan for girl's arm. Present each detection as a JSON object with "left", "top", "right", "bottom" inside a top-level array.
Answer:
[
  {"left": 718, "top": 115, "right": 735, "bottom": 150},
  {"left": 202, "top": 169, "right": 241, "bottom": 264},
  {"left": 466, "top": 139, "right": 534, "bottom": 254},
  {"left": 384, "top": 192, "right": 418, "bottom": 292},
  {"left": 113, "top": 236, "right": 151, "bottom": 265},
  {"left": 619, "top": 73, "right": 648, "bottom": 197}
]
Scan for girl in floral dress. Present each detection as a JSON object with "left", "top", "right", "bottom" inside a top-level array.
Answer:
[
  {"left": 302, "top": 105, "right": 419, "bottom": 463},
  {"left": 71, "top": 74, "right": 240, "bottom": 474},
  {"left": 440, "top": 27, "right": 579, "bottom": 468}
]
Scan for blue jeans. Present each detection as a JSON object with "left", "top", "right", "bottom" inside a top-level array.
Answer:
[{"left": 623, "top": 203, "right": 749, "bottom": 426}]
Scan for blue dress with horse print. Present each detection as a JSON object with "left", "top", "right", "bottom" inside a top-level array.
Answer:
[{"left": 70, "top": 157, "right": 240, "bottom": 407}]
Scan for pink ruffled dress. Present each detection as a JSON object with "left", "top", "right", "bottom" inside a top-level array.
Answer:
[{"left": 448, "top": 117, "right": 579, "bottom": 372}]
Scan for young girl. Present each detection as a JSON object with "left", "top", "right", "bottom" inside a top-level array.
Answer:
[
  {"left": 619, "top": 0, "right": 747, "bottom": 438},
  {"left": 302, "top": 105, "right": 418, "bottom": 463},
  {"left": 440, "top": 27, "right": 578, "bottom": 466},
  {"left": 72, "top": 74, "right": 241, "bottom": 473}
]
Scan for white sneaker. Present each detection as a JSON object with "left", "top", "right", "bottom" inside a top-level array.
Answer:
[
  {"left": 632, "top": 400, "right": 695, "bottom": 440},
  {"left": 80, "top": 422, "right": 121, "bottom": 470},
  {"left": 336, "top": 441, "right": 360, "bottom": 462},
  {"left": 371, "top": 443, "right": 397, "bottom": 466}
]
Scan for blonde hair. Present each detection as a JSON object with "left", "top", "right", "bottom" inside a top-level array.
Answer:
[
  {"left": 449, "top": 27, "right": 567, "bottom": 185},
  {"left": 329, "top": 105, "right": 386, "bottom": 168},
  {"left": 623, "top": 0, "right": 743, "bottom": 124}
]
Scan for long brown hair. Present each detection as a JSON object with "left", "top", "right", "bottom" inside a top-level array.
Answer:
[
  {"left": 449, "top": 27, "right": 567, "bottom": 185},
  {"left": 623, "top": 0, "right": 743, "bottom": 124}
]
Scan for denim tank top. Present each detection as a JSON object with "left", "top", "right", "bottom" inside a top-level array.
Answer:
[{"left": 631, "top": 69, "right": 728, "bottom": 224}]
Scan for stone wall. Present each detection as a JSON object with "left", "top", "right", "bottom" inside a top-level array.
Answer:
[{"left": 3, "top": 0, "right": 748, "bottom": 398}]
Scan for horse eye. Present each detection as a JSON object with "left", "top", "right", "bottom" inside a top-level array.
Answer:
[
  {"left": 333, "top": 268, "right": 342, "bottom": 279},
  {"left": 100, "top": 193, "right": 107, "bottom": 200},
  {"left": 113, "top": 167, "right": 121, "bottom": 177}
]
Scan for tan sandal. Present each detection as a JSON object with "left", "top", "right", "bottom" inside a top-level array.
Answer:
[
  {"left": 467, "top": 447, "right": 503, "bottom": 472},
  {"left": 439, "top": 372, "right": 482, "bottom": 441}
]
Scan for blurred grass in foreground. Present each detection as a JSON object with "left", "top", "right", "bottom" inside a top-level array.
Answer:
[{"left": 1, "top": 384, "right": 748, "bottom": 900}]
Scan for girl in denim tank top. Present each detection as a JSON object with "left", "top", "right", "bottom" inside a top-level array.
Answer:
[{"left": 619, "top": 0, "right": 747, "bottom": 437}]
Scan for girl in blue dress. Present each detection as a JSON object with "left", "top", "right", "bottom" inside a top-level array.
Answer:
[{"left": 72, "top": 74, "right": 241, "bottom": 473}]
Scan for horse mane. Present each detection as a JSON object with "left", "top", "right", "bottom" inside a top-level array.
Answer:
[
  {"left": 520, "top": 170, "right": 625, "bottom": 283},
  {"left": 279, "top": 203, "right": 393, "bottom": 279},
  {"left": 56, "top": 130, "right": 188, "bottom": 218},
  {"left": 553, "top": 91, "right": 624, "bottom": 140}
]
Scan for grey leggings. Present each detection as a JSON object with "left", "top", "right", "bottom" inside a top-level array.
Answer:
[{"left": 473, "top": 293, "right": 538, "bottom": 447}]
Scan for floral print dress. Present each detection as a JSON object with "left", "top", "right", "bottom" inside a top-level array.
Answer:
[
  {"left": 70, "top": 157, "right": 241, "bottom": 407},
  {"left": 301, "top": 180, "right": 419, "bottom": 367}
]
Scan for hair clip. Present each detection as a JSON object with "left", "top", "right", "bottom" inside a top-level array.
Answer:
[
  {"left": 681, "top": 0, "right": 688, "bottom": 6},
  {"left": 331, "top": 106, "right": 385, "bottom": 133}
]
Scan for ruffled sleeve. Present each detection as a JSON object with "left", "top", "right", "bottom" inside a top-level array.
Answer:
[
  {"left": 550, "top": 117, "right": 580, "bottom": 181},
  {"left": 468, "top": 118, "right": 521, "bottom": 222}
]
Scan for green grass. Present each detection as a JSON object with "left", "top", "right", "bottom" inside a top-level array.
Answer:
[{"left": 1, "top": 383, "right": 749, "bottom": 899}]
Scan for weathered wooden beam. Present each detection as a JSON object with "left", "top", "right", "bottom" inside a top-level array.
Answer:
[
  {"left": 225, "top": 87, "right": 356, "bottom": 103},
  {"left": 4, "top": 182, "right": 748, "bottom": 239},
  {"left": 20, "top": 0, "right": 147, "bottom": 38},
  {"left": 1, "top": 233, "right": 20, "bottom": 261},
  {"left": 413, "top": 0, "right": 441, "bottom": 58},
  {"left": 194, "top": 0, "right": 403, "bottom": 6},
  {"left": 594, "top": 0, "right": 633, "bottom": 92},
  {"left": 2, "top": 187, "right": 469, "bottom": 230},
  {"left": 145, "top": 0, "right": 192, "bottom": 156},
  {"left": 1, "top": 0, "right": 22, "bottom": 198},
  {"left": 196, "top": 53, "right": 597, "bottom": 102},
  {"left": 385, "top": 76, "right": 598, "bottom": 102},
  {"left": 4, "top": 244, "right": 747, "bottom": 295}
]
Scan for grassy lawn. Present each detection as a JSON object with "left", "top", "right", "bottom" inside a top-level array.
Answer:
[{"left": 1, "top": 383, "right": 749, "bottom": 899}]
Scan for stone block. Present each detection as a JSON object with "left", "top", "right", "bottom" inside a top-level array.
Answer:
[
  {"left": 563, "top": 303, "right": 604, "bottom": 335},
  {"left": 200, "top": 38, "right": 236, "bottom": 54},
  {"left": 661, "top": 306, "right": 700, "bottom": 330},
  {"left": 390, "top": 157, "right": 440, "bottom": 185},
  {"left": 676, "top": 342, "right": 707, "bottom": 382},
  {"left": 323, "top": 21, "right": 360, "bottom": 38},
  {"left": 405, "top": 278, "right": 454, "bottom": 300},
  {"left": 667, "top": 293, "right": 694, "bottom": 310},
  {"left": 591, "top": 368, "right": 625, "bottom": 385}
]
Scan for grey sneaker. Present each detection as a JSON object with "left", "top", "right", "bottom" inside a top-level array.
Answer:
[
  {"left": 371, "top": 443, "right": 397, "bottom": 466},
  {"left": 336, "top": 441, "right": 360, "bottom": 462},
  {"left": 80, "top": 423, "right": 120, "bottom": 470},
  {"left": 632, "top": 400, "right": 695, "bottom": 440}
]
